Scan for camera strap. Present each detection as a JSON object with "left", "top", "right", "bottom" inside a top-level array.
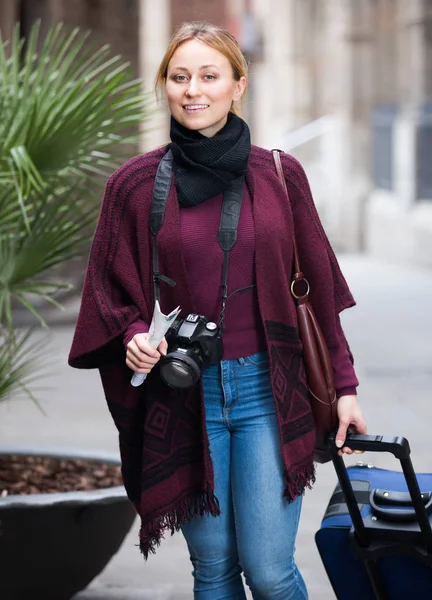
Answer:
[
  {"left": 217, "top": 175, "right": 244, "bottom": 332},
  {"left": 150, "top": 150, "right": 177, "bottom": 304},
  {"left": 150, "top": 149, "right": 245, "bottom": 331}
]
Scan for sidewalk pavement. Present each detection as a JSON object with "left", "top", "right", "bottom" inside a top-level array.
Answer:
[{"left": 1, "top": 254, "right": 432, "bottom": 599}]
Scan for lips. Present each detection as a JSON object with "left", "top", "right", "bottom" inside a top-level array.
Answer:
[{"left": 183, "top": 104, "right": 209, "bottom": 112}]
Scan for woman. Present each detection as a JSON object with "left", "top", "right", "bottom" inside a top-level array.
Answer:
[{"left": 69, "top": 21, "right": 367, "bottom": 600}]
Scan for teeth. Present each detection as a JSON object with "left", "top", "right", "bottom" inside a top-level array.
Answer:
[{"left": 184, "top": 105, "right": 209, "bottom": 110}]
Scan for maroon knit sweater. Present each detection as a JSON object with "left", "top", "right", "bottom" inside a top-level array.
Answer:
[
  {"left": 69, "top": 145, "right": 359, "bottom": 557},
  {"left": 124, "top": 184, "right": 358, "bottom": 396}
]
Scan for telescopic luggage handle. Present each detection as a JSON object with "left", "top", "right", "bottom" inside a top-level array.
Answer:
[
  {"left": 327, "top": 432, "right": 411, "bottom": 458},
  {"left": 326, "top": 431, "right": 432, "bottom": 552}
]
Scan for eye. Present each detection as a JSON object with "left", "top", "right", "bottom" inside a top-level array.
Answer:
[
  {"left": 172, "top": 74, "right": 188, "bottom": 82},
  {"left": 203, "top": 74, "right": 217, "bottom": 81}
]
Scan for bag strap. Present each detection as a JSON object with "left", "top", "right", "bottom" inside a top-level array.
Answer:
[{"left": 272, "top": 149, "right": 310, "bottom": 299}]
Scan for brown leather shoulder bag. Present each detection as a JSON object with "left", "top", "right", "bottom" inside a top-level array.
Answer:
[{"left": 272, "top": 149, "right": 338, "bottom": 463}]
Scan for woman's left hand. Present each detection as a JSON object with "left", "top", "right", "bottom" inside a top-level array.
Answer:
[{"left": 335, "top": 395, "right": 367, "bottom": 456}]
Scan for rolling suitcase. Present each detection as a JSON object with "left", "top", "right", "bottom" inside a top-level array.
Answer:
[{"left": 315, "top": 432, "right": 432, "bottom": 599}]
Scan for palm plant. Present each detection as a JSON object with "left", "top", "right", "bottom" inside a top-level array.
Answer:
[
  {"left": 0, "top": 21, "right": 149, "bottom": 402},
  {"left": 0, "top": 328, "right": 49, "bottom": 411}
]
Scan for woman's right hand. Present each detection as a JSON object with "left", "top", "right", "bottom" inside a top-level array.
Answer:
[{"left": 126, "top": 333, "right": 168, "bottom": 374}]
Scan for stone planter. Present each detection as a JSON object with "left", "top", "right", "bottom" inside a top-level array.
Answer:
[{"left": 0, "top": 447, "right": 137, "bottom": 600}]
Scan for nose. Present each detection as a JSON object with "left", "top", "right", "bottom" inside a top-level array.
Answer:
[{"left": 185, "top": 76, "right": 201, "bottom": 98}]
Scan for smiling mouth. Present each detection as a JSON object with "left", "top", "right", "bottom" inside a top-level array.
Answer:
[{"left": 183, "top": 104, "right": 209, "bottom": 112}]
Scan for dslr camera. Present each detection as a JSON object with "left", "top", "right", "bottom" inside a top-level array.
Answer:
[{"left": 159, "top": 314, "right": 223, "bottom": 389}]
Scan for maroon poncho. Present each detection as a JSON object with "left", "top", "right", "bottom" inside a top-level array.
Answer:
[{"left": 69, "top": 145, "right": 355, "bottom": 557}]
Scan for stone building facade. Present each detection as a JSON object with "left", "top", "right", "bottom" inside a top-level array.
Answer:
[
  {"left": 1, "top": 0, "right": 431, "bottom": 267},
  {"left": 249, "top": 0, "right": 432, "bottom": 267},
  {"left": 0, "top": 0, "right": 139, "bottom": 74}
]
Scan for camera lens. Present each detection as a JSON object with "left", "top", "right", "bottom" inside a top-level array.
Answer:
[{"left": 159, "top": 350, "right": 202, "bottom": 389}]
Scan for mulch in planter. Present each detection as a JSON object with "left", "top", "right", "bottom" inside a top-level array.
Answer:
[{"left": 0, "top": 455, "right": 124, "bottom": 496}]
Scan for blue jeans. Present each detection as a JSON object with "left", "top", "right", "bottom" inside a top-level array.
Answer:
[{"left": 181, "top": 352, "right": 308, "bottom": 600}]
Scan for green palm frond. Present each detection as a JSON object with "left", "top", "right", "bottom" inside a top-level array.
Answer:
[
  {"left": 0, "top": 21, "right": 150, "bottom": 328},
  {"left": 0, "top": 22, "right": 150, "bottom": 197},
  {"left": 0, "top": 21, "right": 150, "bottom": 403},
  {"left": 0, "top": 327, "right": 50, "bottom": 411},
  {"left": 0, "top": 186, "right": 96, "bottom": 327}
]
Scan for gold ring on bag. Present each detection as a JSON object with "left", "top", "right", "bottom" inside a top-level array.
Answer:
[{"left": 290, "top": 278, "right": 310, "bottom": 299}]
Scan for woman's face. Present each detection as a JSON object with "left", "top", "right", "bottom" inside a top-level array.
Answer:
[{"left": 166, "top": 39, "right": 246, "bottom": 138}]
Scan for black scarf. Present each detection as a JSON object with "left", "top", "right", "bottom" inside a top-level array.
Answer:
[{"left": 169, "top": 112, "right": 251, "bottom": 207}]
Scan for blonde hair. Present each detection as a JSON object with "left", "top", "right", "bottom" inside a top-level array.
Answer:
[{"left": 155, "top": 21, "right": 248, "bottom": 115}]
